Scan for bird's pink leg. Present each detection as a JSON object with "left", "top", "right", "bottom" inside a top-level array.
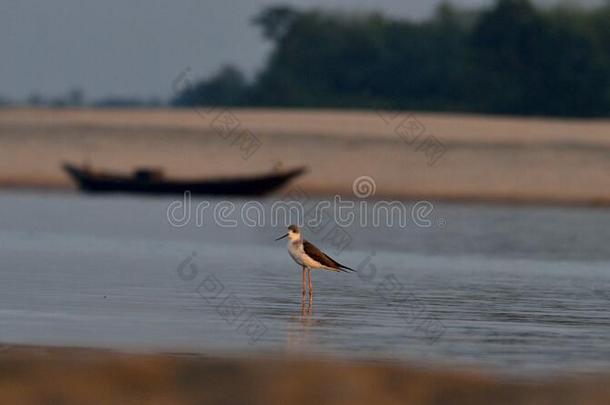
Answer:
[
  {"left": 302, "top": 266, "right": 306, "bottom": 297},
  {"left": 308, "top": 268, "right": 313, "bottom": 297}
]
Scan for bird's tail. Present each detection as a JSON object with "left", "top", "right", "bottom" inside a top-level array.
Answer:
[{"left": 337, "top": 264, "right": 356, "bottom": 273}]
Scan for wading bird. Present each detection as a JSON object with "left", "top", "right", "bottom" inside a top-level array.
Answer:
[{"left": 275, "top": 225, "right": 355, "bottom": 297}]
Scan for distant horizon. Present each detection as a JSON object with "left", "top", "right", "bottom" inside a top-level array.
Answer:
[{"left": 1, "top": 0, "right": 603, "bottom": 102}]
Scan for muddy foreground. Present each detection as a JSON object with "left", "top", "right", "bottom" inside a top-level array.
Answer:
[{"left": 0, "top": 345, "right": 608, "bottom": 405}]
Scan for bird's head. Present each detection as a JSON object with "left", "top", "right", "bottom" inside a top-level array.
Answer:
[{"left": 275, "top": 224, "right": 301, "bottom": 242}]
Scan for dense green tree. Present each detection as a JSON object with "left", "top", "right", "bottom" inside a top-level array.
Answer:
[
  {"left": 173, "top": 0, "right": 610, "bottom": 117},
  {"left": 172, "top": 65, "right": 249, "bottom": 106},
  {"left": 470, "top": 0, "right": 608, "bottom": 116}
]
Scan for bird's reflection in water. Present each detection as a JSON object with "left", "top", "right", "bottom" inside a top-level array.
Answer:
[{"left": 285, "top": 295, "right": 319, "bottom": 352}]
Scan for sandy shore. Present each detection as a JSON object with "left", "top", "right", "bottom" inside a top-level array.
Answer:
[
  {"left": 0, "top": 344, "right": 607, "bottom": 405},
  {"left": 3, "top": 107, "right": 610, "bottom": 204}
]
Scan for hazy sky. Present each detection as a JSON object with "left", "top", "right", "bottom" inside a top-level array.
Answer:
[{"left": 1, "top": 0, "right": 602, "bottom": 101}]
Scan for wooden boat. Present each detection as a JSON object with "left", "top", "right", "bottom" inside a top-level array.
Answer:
[{"left": 62, "top": 163, "right": 306, "bottom": 196}]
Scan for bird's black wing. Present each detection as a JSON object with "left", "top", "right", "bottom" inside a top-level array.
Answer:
[{"left": 303, "top": 240, "right": 355, "bottom": 272}]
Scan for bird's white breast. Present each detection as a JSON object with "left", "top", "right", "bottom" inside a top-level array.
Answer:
[
  {"left": 287, "top": 240, "right": 304, "bottom": 265},
  {"left": 287, "top": 240, "right": 323, "bottom": 269}
]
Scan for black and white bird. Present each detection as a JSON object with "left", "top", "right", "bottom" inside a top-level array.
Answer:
[{"left": 275, "top": 224, "right": 354, "bottom": 296}]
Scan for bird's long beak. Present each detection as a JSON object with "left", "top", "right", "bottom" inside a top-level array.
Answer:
[{"left": 274, "top": 233, "right": 288, "bottom": 241}]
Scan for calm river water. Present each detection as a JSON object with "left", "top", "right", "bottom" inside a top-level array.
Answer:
[{"left": 0, "top": 191, "right": 609, "bottom": 376}]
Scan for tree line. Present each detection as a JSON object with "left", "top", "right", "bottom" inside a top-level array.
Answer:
[{"left": 173, "top": 0, "right": 610, "bottom": 117}]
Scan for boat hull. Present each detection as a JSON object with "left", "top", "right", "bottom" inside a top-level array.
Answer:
[{"left": 62, "top": 164, "right": 305, "bottom": 196}]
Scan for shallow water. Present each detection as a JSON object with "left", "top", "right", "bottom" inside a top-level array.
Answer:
[{"left": 0, "top": 191, "right": 609, "bottom": 376}]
